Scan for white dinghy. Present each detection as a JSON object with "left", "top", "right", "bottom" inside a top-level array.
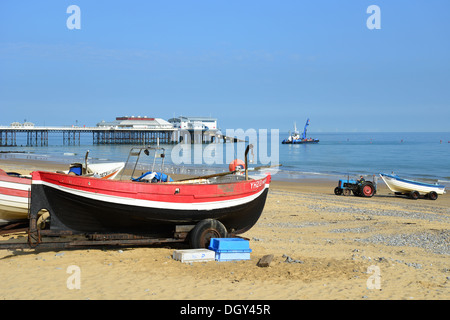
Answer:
[{"left": 379, "top": 173, "right": 446, "bottom": 200}]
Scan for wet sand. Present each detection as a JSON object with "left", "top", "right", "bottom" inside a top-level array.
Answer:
[{"left": 0, "top": 159, "right": 449, "bottom": 300}]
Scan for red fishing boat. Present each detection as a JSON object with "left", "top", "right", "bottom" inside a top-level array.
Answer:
[{"left": 27, "top": 146, "right": 271, "bottom": 249}]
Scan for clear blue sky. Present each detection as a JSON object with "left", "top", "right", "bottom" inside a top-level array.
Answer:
[{"left": 1, "top": 0, "right": 449, "bottom": 132}]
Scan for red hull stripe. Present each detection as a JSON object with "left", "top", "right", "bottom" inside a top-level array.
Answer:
[
  {"left": 0, "top": 175, "right": 31, "bottom": 185},
  {"left": 0, "top": 186, "right": 29, "bottom": 198}
]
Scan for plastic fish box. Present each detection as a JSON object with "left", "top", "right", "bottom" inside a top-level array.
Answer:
[
  {"left": 172, "top": 249, "right": 216, "bottom": 263},
  {"left": 213, "top": 250, "right": 252, "bottom": 262},
  {"left": 208, "top": 238, "right": 252, "bottom": 261},
  {"left": 208, "top": 238, "right": 251, "bottom": 252}
]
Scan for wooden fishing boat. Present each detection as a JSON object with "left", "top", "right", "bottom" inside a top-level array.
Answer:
[
  {"left": 379, "top": 173, "right": 446, "bottom": 200},
  {"left": 27, "top": 146, "right": 271, "bottom": 248},
  {"left": 30, "top": 170, "right": 270, "bottom": 234},
  {"left": 62, "top": 150, "right": 124, "bottom": 179},
  {"left": 0, "top": 169, "right": 31, "bottom": 225},
  {"left": 0, "top": 152, "right": 124, "bottom": 226},
  {"left": 64, "top": 161, "right": 125, "bottom": 179}
]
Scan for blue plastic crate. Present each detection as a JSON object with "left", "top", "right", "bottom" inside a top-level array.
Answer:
[
  {"left": 208, "top": 238, "right": 251, "bottom": 252},
  {"left": 208, "top": 238, "right": 252, "bottom": 261},
  {"left": 214, "top": 251, "right": 251, "bottom": 262}
]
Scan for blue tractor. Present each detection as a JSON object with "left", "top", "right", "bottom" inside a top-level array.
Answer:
[{"left": 334, "top": 175, "right": 376, "bottom": 197}]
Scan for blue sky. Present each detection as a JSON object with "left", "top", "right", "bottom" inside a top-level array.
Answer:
[{"left": 0, "top": 0, "right": 449, "bottom": 132}]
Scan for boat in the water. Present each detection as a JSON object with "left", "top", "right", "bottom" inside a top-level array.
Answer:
[
  {"left": 282, "top": 118, "right": 319, "bottom": 144},
  {"left": 28, "top": 146, "right": 271, "bottom": 248},
  {"left": 379, "top": 173, "right": 446, "bottom": 200},
  {"left": 0, "top": 151, "right": 125, "bottom": 226}
]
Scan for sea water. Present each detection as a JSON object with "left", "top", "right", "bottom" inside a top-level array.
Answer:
[{"left": 1, "top": 131, "right": 449, "bottom": 187}]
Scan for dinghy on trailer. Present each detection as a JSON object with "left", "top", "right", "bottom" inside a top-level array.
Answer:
[{"left": 379, "top": 173, "right": 446, "bottom": 200}]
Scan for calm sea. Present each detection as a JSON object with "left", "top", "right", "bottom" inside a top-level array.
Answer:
[{"left": 1, "top": 131, "right": 450, "bottom": 187}]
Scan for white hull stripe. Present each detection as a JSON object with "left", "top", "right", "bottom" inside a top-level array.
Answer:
[
  {"left": 0, "top": 194, "right": 29, "bottom": 206},
  {"left": 36, "top": 181, "right": 269, "bottom": 211},
  {"left": 0, "top": 180, "right": 31, "bottom": 191}
]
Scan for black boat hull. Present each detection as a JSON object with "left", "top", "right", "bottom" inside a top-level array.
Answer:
[{"left": 30, "top": 181, "right": 269, "bottom": 237}]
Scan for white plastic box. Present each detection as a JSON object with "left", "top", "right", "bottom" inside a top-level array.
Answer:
[{"left": 172, "top": 249, "right": 216, "bottom": 263}]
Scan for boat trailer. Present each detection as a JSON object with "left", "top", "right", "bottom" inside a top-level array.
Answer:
[
  {"left": 0, "top": 145, "right": 256, "bottom": 251},
  {"left": 0, "top": 222, "right": 194, "bottom": 251}
]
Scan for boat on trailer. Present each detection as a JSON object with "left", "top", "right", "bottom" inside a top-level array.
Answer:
[
  {"left": 0, "top": 151, "right": 124, "bottom": 226},
  {"left": 10, "top": 145, "right": 271, "bottom": 250},
  {"left": 379, "top": 173, "right": 446, "bottom": 200},
  {"left": 0, "top": 169, "right": 31, "bottom": 226}
]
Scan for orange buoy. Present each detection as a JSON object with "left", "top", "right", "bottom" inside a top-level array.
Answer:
[{"left": 229, "top": 159, "right": 245, "bottom": 172}]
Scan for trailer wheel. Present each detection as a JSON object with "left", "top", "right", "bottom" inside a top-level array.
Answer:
[
  {"left": 360, "top": 182, "right": 375, "bottom": 197},
  {"left": 334, "top": 187, "right": 342, "bottom": 195},
  {"left": 409, "top": 191, "right": 420, "bottom": 200},
  {"left": 428, "top": 191, "right": 438, "bottom": 200},
  {"left": 189, "top": 219, "right": 227, "bottom": 249}
]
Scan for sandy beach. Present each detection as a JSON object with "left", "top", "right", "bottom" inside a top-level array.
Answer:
[{"left": 0, "top": 159, "right": 449, "bottom": 301}]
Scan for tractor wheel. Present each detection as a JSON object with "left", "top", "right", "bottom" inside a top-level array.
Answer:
[
  {"left": 428, "top": 191, "right": 438, "bottom": 200},
  {"left": 409, "top": 191, "right": 420, "bottom": 200},
  {"left": 334, "top": 187, "right": 342, "bottom": 195},
  {"left": 360, "top": 182, "right": 375, "bottom": 197},
  {"left": 343, "top": 189, "right": 351, "bottom": 196}
]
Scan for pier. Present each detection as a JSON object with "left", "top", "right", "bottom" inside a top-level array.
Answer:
[
  {"left": 0, "top": 126, "right": 242, "bottom": 147},
  {"left": 0, "top": 126, "right": 177, "bottom": 147}
]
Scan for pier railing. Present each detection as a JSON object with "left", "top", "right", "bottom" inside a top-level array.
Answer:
[{"left": 0, "top": 126, "right": 239, "bottom": 147}]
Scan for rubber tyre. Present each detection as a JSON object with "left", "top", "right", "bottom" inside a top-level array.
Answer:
[
  {"left": 428, "top": 191, "right": 438, "bottom": 200},
  {"left": 343, "top": 189, "right": 351, "bottom": 196},
  {"left": 189, "top": 219, "right": 228, "bottom": 249},
  {"left": 334, "top": 187, "right": 342, "bottom": 195},
  {"left": 360, "top": 182, "right": 375, "bottom": 197},
  {"left": 409, "top": 191, "right": 420, "bottom": 200}
]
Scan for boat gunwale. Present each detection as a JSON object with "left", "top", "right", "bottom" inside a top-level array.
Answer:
[{"left": 32, "top": 170, "right": 269, "bottom": 187}]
